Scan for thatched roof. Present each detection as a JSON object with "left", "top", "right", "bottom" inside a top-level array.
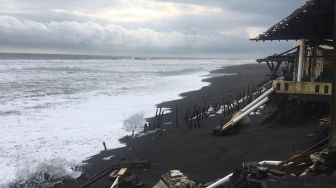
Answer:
[{"left": 252, "top": 0, "right": 334, "bottom": 41}]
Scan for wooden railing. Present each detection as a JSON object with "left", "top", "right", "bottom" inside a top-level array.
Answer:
[{"left": 272, "top": 80, "right": 332, "bottom": 96}]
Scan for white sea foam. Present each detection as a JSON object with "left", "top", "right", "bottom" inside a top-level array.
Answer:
[{"left": 0, "top": 58, "right": 254, "bottom": 187}]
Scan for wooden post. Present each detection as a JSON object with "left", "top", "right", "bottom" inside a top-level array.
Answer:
[
  {"left": 158, "top": 110, "right": 164, "bottom": 128},
  {"left": 297, "top": 39, "right": 305, "bottom": 82},
  {"left": 103, "top": 142, "right": 107, "bottom": 151},
  {"left": 231, "top": 95, "right": 236, "bottom": 112},
  {"left": 252, "top": 80, "right": 255, "bottom": 96},
  {"left": 153, "top": 108, "right": 159, "bottom": 130},
  {"left": 221, "top": 97, "right": 225, "bottom": 113},
  {"left": 308, "top": 47, "right": 314, "bottom": 82},
  {"left": 156, "top": 107, "right": 162, "bottom": 128},
  {"left": 225, "top": 97, "right": 229, "bottom": 114},
  {"left": 247, "top": 81, "right": 250, "bottom": 98},
  {"left": 188, "top": 111, "right": 192, "bottom": 128},
  {"left": 230, "top": 96, "right": 234, "bottom": 113},
  {"left": 188, "top": 110, "right": 192, "bottom": 128},
  {"left": 185, "top": 109, "right": 190, "bottom": 127},
  {"left": 197, "top": 106, "right": 201, "bottom": 128},
  {"left": 330, "top": 1, "right": 336, "bottom": 152},
  {"left": 227, "top": 97, "right": 231, "bottom": 114},
  {"left": 175, "top": 105, "right": 179, "bottom": 128},
  {"left": 223, "top": 101, "right": 227, "bottom": 117},
  {"left": 239, "top": 91, "right": 242, "bottom": 108},
  {"left": 243, "top": 90, "right": 245, "bottom": 107}
]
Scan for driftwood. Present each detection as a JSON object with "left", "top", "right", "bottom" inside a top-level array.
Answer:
[
  {"left": 280, "top": 138, "right": 329, "bottom": 175},
  {"left": 80, "top": 159, "right": 150, "bottom": 188}
]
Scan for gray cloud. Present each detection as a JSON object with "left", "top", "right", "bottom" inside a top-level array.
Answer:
[
  {"left": 157, "top": 0, "right": 305, "bottom": 18},
  {"left": 0, "top": 15, "right": 219, "bottom": 47},
  {"left": 0, "top": 0, "right": 304, "bottom": 57}
]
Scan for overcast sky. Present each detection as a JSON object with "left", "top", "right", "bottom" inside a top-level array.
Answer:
[{"left": 0, "top": 0, "right": 305, "bottom": 58}]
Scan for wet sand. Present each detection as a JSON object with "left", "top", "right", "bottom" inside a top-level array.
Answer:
[{"left": 57, "top": 64, "right": 323, "bottom": 188}]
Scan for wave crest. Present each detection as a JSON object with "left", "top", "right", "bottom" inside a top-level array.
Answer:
[
  {"left": 6, "top": 158, "right": 81, "bottom": 188},
  {"left": 123, "top": 112, "right": 146, "bottom": 133}
]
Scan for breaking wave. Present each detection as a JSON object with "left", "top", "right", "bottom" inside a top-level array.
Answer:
[
  {"left": 4, "top": 158, "right": 81, "bottom": 188},
  {"left": 0, "top": 58, "right": 255, "bottom": 187}
]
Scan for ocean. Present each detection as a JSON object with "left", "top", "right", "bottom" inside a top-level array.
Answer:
[{"left": 0, "top": 57, "right": 252, "bottom": 187}]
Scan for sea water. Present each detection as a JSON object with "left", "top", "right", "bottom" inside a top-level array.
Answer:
[{"left": 0, "top": 58, "right": 252, "bottom": 187}]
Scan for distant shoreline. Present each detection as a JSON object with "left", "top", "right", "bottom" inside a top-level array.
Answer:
[{"left": 0, "top": 52, "right": 230, "bottom": 60}]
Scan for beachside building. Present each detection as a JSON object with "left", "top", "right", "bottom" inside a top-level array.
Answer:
[
  {"left": 252, "top": 0, "right": 334, "bottom": 98},
  {"left": 252, "top": 0, "right": 336, "bottom": 151}
]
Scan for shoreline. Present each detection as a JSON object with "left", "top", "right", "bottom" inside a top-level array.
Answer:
[
  {"left": 3, "top": 58, "right": 234, "bottom": 188},
  {"left": 56, "top": 64, "right": 322, "bottom": 188}
]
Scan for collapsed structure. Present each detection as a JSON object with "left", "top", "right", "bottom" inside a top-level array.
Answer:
[
  {"left": 208, "top": 1, "right": 336, "bottom": 187},
  {"left": 216, "top": 0, "right": 336, "bottom": 144},
  {"left": 251, "top": 0, "right": 336, "bottom": 152},
  {"left": 253, "top": 0, "right": 334, "bottom": 99}
]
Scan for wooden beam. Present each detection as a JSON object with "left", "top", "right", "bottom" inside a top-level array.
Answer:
[{"left": 330, "top": 0, "right": 336, "bottom": 152}]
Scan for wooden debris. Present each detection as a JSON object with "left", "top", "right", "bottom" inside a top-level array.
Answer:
[
  {"left": 80, "top": 159, "right": 150, "bottom": 188},
  {"left": 117, "top": 168, "right": 128, "bottom": 176},
  {"left": 109, "top": 169, "right": 119, "bottom": 179},
  {"left": 280, "top": 138, "right": 329, "bottom": 176},
  {"left": 115, "top": 174, "right": 143, "bottom": 188},
  {"left": 153, "top": 170, "right": 199, "bottom": 188}
]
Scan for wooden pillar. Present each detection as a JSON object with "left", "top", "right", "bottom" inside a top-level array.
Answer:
[
  {"left": 293, "top": 47, "right": 300, "bottom": 81},
  {"left": 310, "top": 47, "right": 316, "bottom": 82},
  {"left": 103, "top": 142, "right": 107, "bottom": 151},
  {"left": 330, "top": 0, "right": 336, "bottom": 152},
  {"left": 297, "top": 39, "right": 305, "bottom": 82}
]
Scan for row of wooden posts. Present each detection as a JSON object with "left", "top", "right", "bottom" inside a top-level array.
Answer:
[
  {"left": 142, "top": 107, "right": 164, "bottom": 132},
  {"left": 183, "top": 79, "right": 271, "bottom": 129},
  {"left": 143, "top": 105, "right": 180, "bottom": 132},
  {"left": 143, "top": 78, "right": 271, "bottom": 132}
]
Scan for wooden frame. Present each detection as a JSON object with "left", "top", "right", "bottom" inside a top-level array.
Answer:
[{"left": 272, "top": 80, "right": 332, "bottom": 96}]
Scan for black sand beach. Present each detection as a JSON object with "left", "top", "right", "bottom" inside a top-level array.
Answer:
[{"left": 56, "top": 64, "right": 325, "bottom": 188}]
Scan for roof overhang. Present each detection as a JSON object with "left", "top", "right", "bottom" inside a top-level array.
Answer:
[{"left": 252, "top": 0, "right": 334, "bottom": 41}]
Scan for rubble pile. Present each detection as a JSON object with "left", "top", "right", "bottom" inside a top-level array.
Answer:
[
  {"left": 154, "top": 170, "right": 200, "bottom": 188},
  {"left": 226, "top": 140, "right": 336, "bottom": 188},
  {"left": 301, "top": 149, "right": 336, "bottom": 176},
  {"left": 228, "top": 163, "right": 287, "bottom": 188}
]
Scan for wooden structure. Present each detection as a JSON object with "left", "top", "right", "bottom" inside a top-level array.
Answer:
[
  {"left": 252, "top": 0, "right": 334, "bottom": 41},
  {"left": 253, "top": 0, "right": 335, "bottom": 97},
  {"left": 258, "top": 44, "right": 334, "bottom": 96},
  {"left": 252, "top": 0, "right": 336, "bottom": 151},
  {"left": 257, "top": 47, "right": 297, "bottom": 80},
  {"left": 272, "top": 80, "right": 332, "bottom": 96}
]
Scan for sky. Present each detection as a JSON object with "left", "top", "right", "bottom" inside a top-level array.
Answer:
[{"left": 0, "top": 0, "right": 306, "bottom": 58}]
